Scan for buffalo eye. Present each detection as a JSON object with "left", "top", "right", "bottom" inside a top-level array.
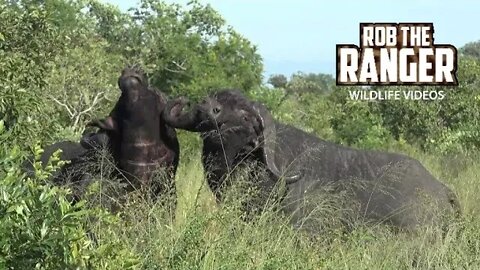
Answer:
[{"left": 212, "top": 107, "right": 221, "bottom": 115}]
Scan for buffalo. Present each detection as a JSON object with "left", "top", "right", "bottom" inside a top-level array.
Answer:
[
  {"left": 163, "top": 89, "right": 460, "bottom": 230},
  {"left": 22, "top": 132, "right": 110, "bottom": 203},
  {"left": 88, "top": 66, "right": 180, "bottom": 202}
]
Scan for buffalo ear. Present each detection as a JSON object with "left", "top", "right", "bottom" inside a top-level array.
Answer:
[
  {"left": 252, "top": 102, "right": 300, "bottom": 184},
  {"left": 87, "top": 116, "right": 117, "bottom": 131}
]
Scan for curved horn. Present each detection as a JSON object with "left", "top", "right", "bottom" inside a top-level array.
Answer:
[
  {"left": 163, "top": 97, "right": 203, "bottom": 131},
  {"left": 252, "top": 102, "right": 301, "bottom": 184}
]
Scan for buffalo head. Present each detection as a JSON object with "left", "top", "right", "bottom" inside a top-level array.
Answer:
[{"left": 163, "top": 90, "right": 299, "bottom": 193}]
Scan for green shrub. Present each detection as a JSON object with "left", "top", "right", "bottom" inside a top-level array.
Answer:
[
  {"left": 0, "top": 143, "right": 91, "bottom": 268},
  {"left": 328, "top": 87, "right": 394, "bottom": 149},
  {"left": 0, "top": 140, "right": 138, "bottom": 269}
]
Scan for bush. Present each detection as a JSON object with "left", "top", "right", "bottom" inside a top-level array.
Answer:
[
  {"left": 0, "top": 144, "right": 90, "bottom": 268},
  {"left": 0, "top": 135, "right": 138, "bottom": 269},
  {"left": 328, "top": 87, "right": 394, "bottom": 149}
]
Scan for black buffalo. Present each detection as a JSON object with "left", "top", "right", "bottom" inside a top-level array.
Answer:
[
  {"left": 89, "top": 66, "right": 179, "bottom": 202},
  {"left": 163, "top": 89, "right": 460, "bottom": 230},
  {"left": 22, "top": 132, "right": 110, "bottom": 203}
]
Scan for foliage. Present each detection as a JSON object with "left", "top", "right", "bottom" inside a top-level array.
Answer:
[
  {"left": 460, "top": 40, "right": 480, "bottom": 59},
  {"left": 283, "top": 71, "right": 336, "bottom": 95},
  {"left": 372, "top": 56, "right": 480, "bottom": 153},
  {"left": 0, "top": 142, "right": 137, "bottom": 269},
  {"left": 317, "top": 55, "right": 480, "bottom": 154},
  {"left": 267, "top": 74, "right": 288, "bottom": 88},
  {"left": 117, "top": 0, "right": 263, "bottom": 99},
  {"left": 0, "top": 1, "right": 65, "bottom": 146},
  {"left": 45, "top": 37, "right": 122, "bottom": 133},
  {"left": 1, "top": 0, "right": 263, "bottom": 148},
  {"left": 328, "top": 87, "right": 394, "bottom": 149},
  {"left": 266, "top": 71, "right": 335, "bottom": 110}
]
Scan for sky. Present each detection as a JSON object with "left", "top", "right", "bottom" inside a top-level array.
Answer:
[{"left": 102, "top": 0, "right": 479, "bottom": 77}]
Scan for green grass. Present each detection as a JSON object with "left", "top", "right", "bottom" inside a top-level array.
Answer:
[{"left": 81, "top": 142, "right": 480, "bottom": 270}]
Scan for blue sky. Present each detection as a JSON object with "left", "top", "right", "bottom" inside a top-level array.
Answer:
[{"left": 102, "top": 0, "right": 479, "bottom": 77}]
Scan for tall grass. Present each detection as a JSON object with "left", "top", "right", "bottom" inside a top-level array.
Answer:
[{"left": 83, "top": 144, "right": 480, "bottom": 269}]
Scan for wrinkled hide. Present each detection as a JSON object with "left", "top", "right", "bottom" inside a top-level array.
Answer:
[
  {"left": 89, "top": 66, "right": 179, "bottom": 201},
  {"left": 164, "top": 89, "right": 460, "bottom": 230},
  {"left": 273, "top": 123, "right": 460, "bottom": 229}
]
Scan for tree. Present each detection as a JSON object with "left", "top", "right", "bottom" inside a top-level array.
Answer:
[
  {"left": 328, "top": 55, "right": 480, "bottom": 153},
  {"left": 268, "top": 74, "right": 288, "bottom": 88},
  {"left": 460, "top": 40, "right": 480, "bottom": 59},
  {"left": 126, "top": 0, "right": 263, "bottom": 99},
  {"left": 286, "top": 72, "right": 335, "bottom": 95},
  {"left": 0, "top": 0, "right": 68, "bottom": 145}
]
